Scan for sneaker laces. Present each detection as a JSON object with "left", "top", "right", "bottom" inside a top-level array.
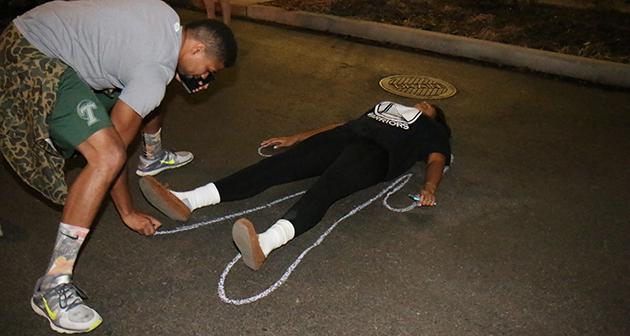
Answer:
[
  {"left": 52, "top": 283, "right": 88, "bottom": 311},
  {"left": 141, "top": 149, "right": 174, "bottom": 165},
  {"left": 161, "top": 149, "right": 177, "bottom": 161}
]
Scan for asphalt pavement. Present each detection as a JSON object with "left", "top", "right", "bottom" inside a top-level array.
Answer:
[{"left": 1, "top": 10, "right": 629, "bottom": 336}]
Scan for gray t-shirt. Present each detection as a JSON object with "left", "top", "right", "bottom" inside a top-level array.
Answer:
[{"left": 14, "top": 0, "right": 182, "bottom": 118}]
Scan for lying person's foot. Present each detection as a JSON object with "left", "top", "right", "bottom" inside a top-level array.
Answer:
[
  {"left": 232, "top": 218, "right": 266, "bottom": 270},
  {"left": 139, "top": 176, "right": 192, "bottom": 221},
  {"left": 136, "top": 149, "right": 193, "bottom": 176},
  {"left": 31, "top": 275, "right": 103, "bottom": 334}
]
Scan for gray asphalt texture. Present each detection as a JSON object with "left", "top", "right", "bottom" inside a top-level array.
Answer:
[{"left": 1, "top": 9, "right": 629, "bottom": 336}]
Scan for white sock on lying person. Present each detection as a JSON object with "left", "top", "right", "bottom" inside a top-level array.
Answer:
[
  {"left": 258, "top": 219, "right": 295, "bottom": 257},
  {"left": 170, "top": 182, "right": 221, "bottom": 211}
]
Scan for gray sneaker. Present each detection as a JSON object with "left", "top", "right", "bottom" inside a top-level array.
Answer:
[
  {"left": 31, "top": 275, "right": 102, "bottom": 334},
  {"left": 136, "top": 149, "right": 194, "bottom": 176}
]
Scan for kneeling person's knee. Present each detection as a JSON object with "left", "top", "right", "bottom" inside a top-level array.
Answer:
[
  {"left": 101, "top": 142, "right": 126, "bottom": 173},
  {"left": 81, "top": 128, "right": 127, "bottom": 175}
]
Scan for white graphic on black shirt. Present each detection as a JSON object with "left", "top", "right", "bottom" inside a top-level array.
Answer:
[{"left": 367, "top": 101, "right": 422, "bottom": 130}]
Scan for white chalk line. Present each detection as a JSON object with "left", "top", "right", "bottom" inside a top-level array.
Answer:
[
  {"left": 257, "top": 145, "right": 273, "bottom": 158},
  {"left": 155, "top": 191, "right": 306, "bottom": 235},
  {"left": 217, "top": 173, "right": 416, "bottom": 305},
  {"left": 153, "top": 159, "right": 418, "bottom": 305}
]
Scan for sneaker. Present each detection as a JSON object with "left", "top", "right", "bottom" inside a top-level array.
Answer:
[
  {"left": 232, "top": 218, "right": 266, "bottom": 270},
  {"left": 138, "top": 176, "right": 192, "bottom": 221},
  {"left": 31, "top": 275, "right": 102, "bottom": 334},
  {"left": 135, "top": 150, "right": 193, "bottom": 176}
]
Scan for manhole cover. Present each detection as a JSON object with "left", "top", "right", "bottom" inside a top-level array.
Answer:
[{"left": 379, "top": 75, "right": 457, "bottom": 99}]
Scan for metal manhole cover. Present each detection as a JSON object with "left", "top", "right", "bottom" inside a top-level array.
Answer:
[{"left": 379, "top": 75, "right": 457, "bottom": 99}]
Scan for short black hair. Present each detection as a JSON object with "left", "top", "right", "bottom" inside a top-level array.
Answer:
[
  {"left": 184, "top": 19, "right": 237, "bottom": 68},
  {"left": 433, "top": 105, "right": 452, "bottom": 138}
]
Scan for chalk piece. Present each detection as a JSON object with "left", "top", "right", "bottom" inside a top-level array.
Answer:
[{"left": 408, "top": 193, "right": 421, "bottom": 202}]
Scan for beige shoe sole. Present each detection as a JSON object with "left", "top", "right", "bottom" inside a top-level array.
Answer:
[
  {"left": 232, "top": 218, "right": 266, "bottom": 270},
  {"left": 139, "top": 176, "right": 191, "bottom": 221}
]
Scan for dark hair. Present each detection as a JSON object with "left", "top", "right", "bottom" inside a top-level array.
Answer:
[
  {"left": 184, "top": 19, "right": 238, "bottom": 68},
  {"left": 433, "top": 105, "right": 451, "bottom": 138}
]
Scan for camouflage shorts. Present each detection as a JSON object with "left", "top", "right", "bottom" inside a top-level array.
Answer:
[{"left": 0, "top": 23, "right": 68, "bottom": 205}]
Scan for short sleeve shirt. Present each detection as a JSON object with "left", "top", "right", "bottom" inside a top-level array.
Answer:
[
  {"left": 14, "top": 0, "right": 182, "bottom": 117},
  {"left": 345, "top": 101, "right": 451, "bottom": 178}
]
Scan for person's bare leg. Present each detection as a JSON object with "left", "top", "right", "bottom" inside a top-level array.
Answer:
[
  {"left": 60, "top": 127, "right": 126, "bottom": 228},
  {"left": 221, "top": 0, "right": 231, "bottom": 25},
  {"left": 141, "top": 110, "right": 163, "bottom": 135},
  {"left": 40, "top": 127, "right": 125, "bottom": 287},
  {"left": 204, "top": 0, "right": 217, "bottom": 19},
  {"left": 31, "top": 127, "right": 125, "bottom": 333}
]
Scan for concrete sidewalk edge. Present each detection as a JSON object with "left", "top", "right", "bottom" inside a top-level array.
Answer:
[{"left": 231, "top": 3, "right": 630, "bottom": 88}]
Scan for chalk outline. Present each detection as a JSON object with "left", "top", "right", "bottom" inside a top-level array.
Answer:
[
  {"left": 155, "top": 146, "right": 419, "bottom": 305},
  {"left": 155, "top": 173, "right": 416, "bottom": 305},
  {"left": 217, "top": 173, "right": 415, "bottom": 305}
]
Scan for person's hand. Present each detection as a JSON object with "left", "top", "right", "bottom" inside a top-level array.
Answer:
[
  {"left": 260, "top": 135, "right": 301, "bottom": 149},
  {"left": 417, "top": 189, "right": 437, "bottom": 207},
  {"left": 122, "top": 210, "right": 162, "bottom": 236}
]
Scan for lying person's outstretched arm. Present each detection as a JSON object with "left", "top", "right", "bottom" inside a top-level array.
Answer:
[
  {"left": 260, "top": 122, "right": 345, "bottom": 148},
  {"left": 417, "top": 152, "right": 447, "bottom": 207}
]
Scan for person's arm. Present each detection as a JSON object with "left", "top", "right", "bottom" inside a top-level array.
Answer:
[
  {"left": 416, "top": 152, "right": 447, "bottom": 207},
  {"left": 109, "top": 100, "right": 162, "bottom": 235},
  {"left": 260, "top": 122, "right": 345, "bottom": 148}
]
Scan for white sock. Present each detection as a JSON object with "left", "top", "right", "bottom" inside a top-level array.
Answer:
[
  {"left": 258, "top": 219, "right": 295, "bottom": 257},
  {"left": 170, "top": 182, "right": 221, "bottom": 211}
]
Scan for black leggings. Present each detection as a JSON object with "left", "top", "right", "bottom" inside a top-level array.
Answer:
[{"left": 215, "top": 127, "right": 389, "bottom": 236}]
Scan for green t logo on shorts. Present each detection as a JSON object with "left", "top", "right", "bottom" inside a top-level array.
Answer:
[{"left": 76, "top": 99, "right": 100, "bottom": 126}]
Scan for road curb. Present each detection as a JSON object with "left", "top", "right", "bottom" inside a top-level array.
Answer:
[{"left": 232, "top": 4, "right": 630, "bottom": 88}]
